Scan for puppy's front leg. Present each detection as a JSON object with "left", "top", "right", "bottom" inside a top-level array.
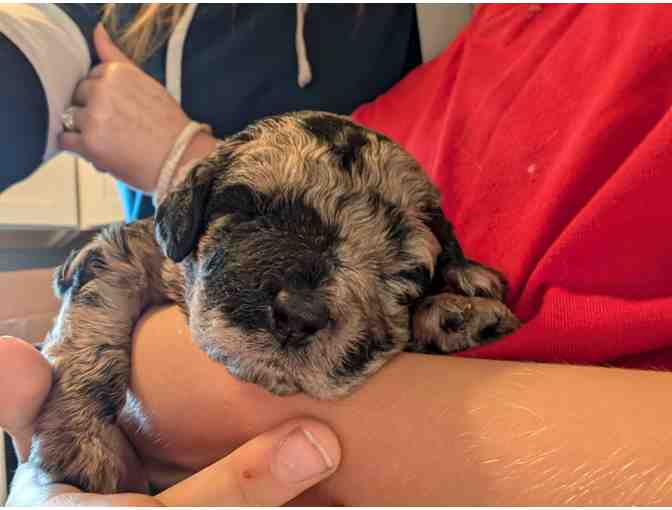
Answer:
[
  {"left": 410, "top": 293, "right": 520, "bottom": 353},
  {"left": 28, "top": 220, "right": 174, "bottom": 494},
  {"left": 409, "top": 209, "right": 520, "bottom": 353}
]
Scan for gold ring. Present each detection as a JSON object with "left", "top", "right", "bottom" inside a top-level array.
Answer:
[{"left": 61, "top": 107, "right": 77, "bottom": 132}]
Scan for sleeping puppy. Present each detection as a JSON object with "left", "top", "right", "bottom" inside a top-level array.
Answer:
[{"left": 28, "top": 111, "right": 519, "bottom": 494}]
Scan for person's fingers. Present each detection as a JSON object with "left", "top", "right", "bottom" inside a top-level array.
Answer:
[
  {"left": 156, "top": 418, "right": 341, "bottom": 507},
  {"left": 58, "top": 131, "right": 86, "bottom": 157},
  {"left": 94, "top": 23, "right": 133, "bottom": 64},
  {"left": 8, "top": 463, "right": 159, "bottom": 507},
  {"left": 58, "top": 106, "right": 95, "bottom": 155},
  {"left": 87, "top": 62, "right": 115, "bottom": 80},
  {"left": 20, "top": 419, "right": 339, "bottom": 506},
  {"left": 44, "top": 491, "right": 162, "bottom": 507},
  {"left": 71, "top": 79, "right": 97, "bottom": 107},
  {"left": 0, "top": 336, "right": 52, "bottom": 430},
  {"left": 62, "top": 105, "right": 87, "bottom": 132},
  {"left": 0, "top": 336, "right": 52, "bottom": 461}
]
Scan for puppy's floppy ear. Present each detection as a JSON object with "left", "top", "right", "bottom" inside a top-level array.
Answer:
[
  {"left": 154, "top": 165, "right": 216, "bottom": 262},
  {"left": 53, "top": 244, "right": 106, "bottom": 297}
]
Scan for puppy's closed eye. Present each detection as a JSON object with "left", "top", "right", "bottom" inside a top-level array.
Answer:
[
  {"left": 206, "top": 183, "right": 263, "bottom": 220},
  {"left": 33, "top": 111, "right": 519, "bottom": 496}
]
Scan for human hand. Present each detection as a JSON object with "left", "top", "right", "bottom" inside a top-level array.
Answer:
[
  {"left": 0, "top": 336, "right": 341, "bottom": 506},
  {"left": 58, "top": 24, "right": 216, "bottom": 193}
]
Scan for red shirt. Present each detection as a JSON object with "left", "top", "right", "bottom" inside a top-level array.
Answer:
[{"left": 353, "top": 4, "right": 672, "bottom": 368}]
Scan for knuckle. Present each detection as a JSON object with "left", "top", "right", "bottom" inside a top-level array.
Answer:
[
  {"left": 81, "top": 130, "right": 101, "bottom": 155},
  {"left": 88, "top": 81, "right": 105, "bottom": 100},
  {"left": 87, "top": 108, "right": 108, "bottom": 129},
  {"left": 106, "top": 61, "right": 130, "bottom": 76},
  {"left": 93, "top": 62, "right": 112, "bottom": 78}
]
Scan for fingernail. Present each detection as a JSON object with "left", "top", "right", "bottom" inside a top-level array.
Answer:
[{"left": 272, "top": 427, "right": 334, "bottom": 483}]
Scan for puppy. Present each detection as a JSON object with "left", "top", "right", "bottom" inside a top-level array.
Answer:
[{"left": 27, "top": 111, "right": 519, "bottom": 494}]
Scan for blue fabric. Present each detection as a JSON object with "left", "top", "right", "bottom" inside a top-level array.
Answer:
[
  {"left": 0, "top": 33, "right": 48, "bottom": 194},
  {"left": 115, "top": 181, "right": 155, "bottom": 222},
  {"left": 111, "top": 19, "right": 166, "bottom": 223},
  {"left": 3, "top": 4, "right": 420, "bottom": 222},
  {"left": 68, "top": 5, "right": 421, "bottom": 223}
]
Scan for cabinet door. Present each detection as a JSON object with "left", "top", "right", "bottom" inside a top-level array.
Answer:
[
  {"left": 77, "top": 159, "right": 124, "bottom": 229},
  {"left": 0, "top": 153, "right": 78, "bottom": 228}
]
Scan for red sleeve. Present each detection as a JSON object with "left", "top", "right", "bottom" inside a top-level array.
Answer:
[{"left": 356, "top": 5, "right": 672, "bottom": 369}]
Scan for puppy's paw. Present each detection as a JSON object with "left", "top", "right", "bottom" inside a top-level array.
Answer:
[
  {"left": 410, "top": 293, "right": 520, "bottom": 353},
  {"left": 30, "top": 421, "right": 130, "bottom": 494},
  {"left": 442, "top": 261, "right": 507, "bottom": 301}
]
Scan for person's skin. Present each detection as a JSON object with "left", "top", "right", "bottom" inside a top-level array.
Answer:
[
  {"left": 5, "top": 306, "right": 672, "bottom": 506},
  {"left": 6, "top": 17, "right": 672, "bottom": 508},
  {"left": 58, "top": 24, "right": 219, "bottom": 193},
  {"left": 1, "top": 337, "right": 342, "bottom": 506}
]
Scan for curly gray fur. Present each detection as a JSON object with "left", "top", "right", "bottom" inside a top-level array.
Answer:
[{"left": 25, "top": 111, "right": 519, "bottom": 494}]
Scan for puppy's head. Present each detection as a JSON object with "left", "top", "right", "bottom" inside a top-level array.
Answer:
[{"left": 155, "top": 112, "right": 443, "bottom": 399}]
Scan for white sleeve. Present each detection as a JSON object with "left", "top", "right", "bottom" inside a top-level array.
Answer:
[
  {"left": 416, "top": 4, "right": 474, "bottom": 63},
  {"left": 0, "top": 4, "right": 91, "bottom": 160}
]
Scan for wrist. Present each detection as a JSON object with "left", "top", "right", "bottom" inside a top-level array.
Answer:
[
  {"left": 170, "top": 131, "right": 219, "bottom": 188},
  {"left": 153, "top": 123, "right": 216, "bottom": 206},
  {"left": 177, "top": 131, "right": 219, "bottom": 170}
]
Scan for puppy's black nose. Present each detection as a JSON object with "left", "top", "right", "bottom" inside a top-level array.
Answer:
[{"left": 272, "top": 289, "right": 329, "bottom": 347}]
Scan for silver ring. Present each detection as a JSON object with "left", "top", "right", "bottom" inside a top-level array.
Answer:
[{"left": 61, "top": 107, "right": 77, "bottom": 132}]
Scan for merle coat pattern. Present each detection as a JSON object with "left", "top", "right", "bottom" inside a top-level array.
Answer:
[{"left": 26, "top": 112, "right": 519, "bottom": 494}]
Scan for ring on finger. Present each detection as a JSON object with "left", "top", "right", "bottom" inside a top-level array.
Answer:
[{"left": 61, "top": 107, "right": 78, "bottom": 133}]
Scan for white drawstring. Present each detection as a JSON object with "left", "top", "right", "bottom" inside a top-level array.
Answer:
[
  {"left": 166, "top": 3, "right": 199, "bottom": 103},
  {"left": 168, "top": 3, "right": 313, "bottom": 102},
  {"left": 295, "top": 3, "right": 312, "bottom": 88}
]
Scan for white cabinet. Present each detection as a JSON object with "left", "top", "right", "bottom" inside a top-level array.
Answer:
[
  {"left": 77, "top": 159, "right": 124, "bottom": 229},
  {"left": 0, "top": 153, "right": 124, "bottom": 243},
  {"left": 0, "top": 152, "right": 78, "bottom": 228}
]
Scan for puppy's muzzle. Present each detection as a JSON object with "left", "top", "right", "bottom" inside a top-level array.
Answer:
[{"left": 271, "top": 289, "right": 330, "bottom": 348}]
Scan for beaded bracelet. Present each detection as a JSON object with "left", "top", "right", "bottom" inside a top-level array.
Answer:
[{"left": 153, "top": 121, "right": 212, "bottom": 207}]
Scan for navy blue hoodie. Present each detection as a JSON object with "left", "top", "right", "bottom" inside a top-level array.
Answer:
[{"left": 0, "top": 4, "right": 420, "bottom": 221}]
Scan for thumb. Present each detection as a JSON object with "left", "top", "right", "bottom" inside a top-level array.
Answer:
[
  {"left": 94, "top": 23, "right": 133, "bottom": 63},
  {"left": 156, "top": 419, "right": 341, "bottom": 506},
  {"left": 0, "top": 336, "right": 52, "bottom": 461}
]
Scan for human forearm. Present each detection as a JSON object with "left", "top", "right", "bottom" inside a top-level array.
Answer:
[
  {"left": 1, "top": 337, "right": 341, "bottom": 507},
  {"left": 129, "top": 306, "right": 672, "bottom": 506},
  {"left": 303, "top": 355, "right": 672, "bottom": 505},
  {"left": 59, "top": 24, "right": 220, "bottom": 194}
]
